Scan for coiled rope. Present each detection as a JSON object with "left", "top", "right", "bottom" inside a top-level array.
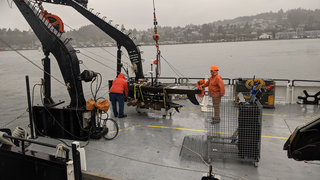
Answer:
[
  {"left": 12, "top": 127, "right": 27, "bottom": 139},
  {"left": 245, "top": 79, "right": 265, "bottom": 89}
]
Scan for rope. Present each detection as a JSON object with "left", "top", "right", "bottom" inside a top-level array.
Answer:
[
  {"left": 6, "top": 0, "right": 14, "bottom": 8},
  {"left": 160, "top": 54, "right": 194, "bottom": 87},
  {"left": 64, "top": 24, "right": 131, "bottom": 67},
  {"left": 283, "top": 119, "right": 292, "bottom": 134},
  {"left": 145, "top": 127, "right": 248, "bottom": 180},
  {"left": 90, "top": 118, "right": 249, "bottom": 180},
  {"left": 80, "top": 52, "right": 125, "bottom": 77},
  {"left": 12, "top": 127, "right": 27, "bottom": 139},
  {"left": 0, "top": 132, "right": 15, "bottom": 146},
  {"left": 38, "top": 85, "right": 92, "bottom": 138},
  {"left": 80, "top": 47, "right": 118, "bottom": 64},
  {"left": 160, "top": 54, "right": 184, "bottom": 77},
  {"left": 245, "top": 79, "right": 265, "bottom": 90},
  {"left": 55, "top": 144, "right": 66, "bottom": 158},
  {"left": 0, "top": 37, "right": 70, "bottom": 89},
  {"left": 0, "top": 111, "right": 28, "bottom": 128}
]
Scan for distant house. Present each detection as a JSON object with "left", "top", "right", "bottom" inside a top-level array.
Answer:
[
  {"left": 259, "top": 33, "right": 272, "bottom": 39},
  {"left": 191, "top": 31, "right": 200, "bottom": 36},
  {"left": 209, "top": 32, "right": 215, "bottom": 37},
  {"left": 287, "top": 28, "right": 295, "bottom": 32}
]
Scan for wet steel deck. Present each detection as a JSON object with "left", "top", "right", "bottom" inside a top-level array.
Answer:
[{"left": 19, "top": 98, "right": 320, "bottom": 180}]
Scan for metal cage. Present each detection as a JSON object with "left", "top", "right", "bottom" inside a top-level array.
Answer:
[
  {"left": 180, "top": 94, "right": 262, "bottom": 167},
  {"left": 206, "top": 95, "right": 262, "bottom": 166}
]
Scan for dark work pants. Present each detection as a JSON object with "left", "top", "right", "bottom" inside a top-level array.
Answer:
[{"left": 109, "top": 93, "right": 125, "bottom": 117}]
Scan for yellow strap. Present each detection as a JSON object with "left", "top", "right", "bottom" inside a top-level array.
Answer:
[
  {"left": 134, "top": 84, "right": 139, "bottom": 100},
  {"left": 139, "top": 82, "right": 146, "bottom": 101}
]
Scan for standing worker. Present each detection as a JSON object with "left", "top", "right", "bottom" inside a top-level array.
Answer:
[
  {"left": 109, "top": 73, "right": 128, "bottom": 118},
  {"left": 201, "top": 65, "right": 225, "bottom": 123}
]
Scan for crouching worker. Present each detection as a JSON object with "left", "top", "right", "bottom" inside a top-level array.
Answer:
[
  {"left": 201, "top": 65, "right": 225, "bottom": 123},
  {"left": 109, "top": 73, "right": 128, "bottom": 118}
]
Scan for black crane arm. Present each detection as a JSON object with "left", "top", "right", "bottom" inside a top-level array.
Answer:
[
  {"left": 283, "top": 116, "right": 320, "bottom": 161},
  {"left": 41, "top": 0, "right": 144, "bottom": 80},
  {"left": 13, "top": 0, "right": 86, "bottom": 108}
]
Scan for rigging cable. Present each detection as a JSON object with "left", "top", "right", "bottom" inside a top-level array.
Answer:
[
  {"left": 6, "top": 0, "right": 14, "bottom": 8},
  {"left": 64, "top": 25, "right": 131, "bottom": 78},
  {"left": 38, "top": 84, "right": 94, "bottom": 141},
  {"left": 64, "top": 24, "right": 131, "bottom": 98},
  {"left": 151, "top": 1, "right": 193, "bottom": 87},
  {"left": 160, "top": 55, "right": 194, "bottom": 87},
  {"left": 64, "top": 23, "right": 131, "bottom": 67},
  {"left": 0, "top": 111, "right": 28, "bottom": 129},
  {"left": 160, "top": 54, "right": 184, "bottom": 77},
  {"left": 88, "top": 117, "right": 250, "bottom": 180},
  {"left": 0, "top": 37, "right": 69, "bottom": 89},
  {"left": 80, "top": 53, "right": 118, "bottom": 73}
]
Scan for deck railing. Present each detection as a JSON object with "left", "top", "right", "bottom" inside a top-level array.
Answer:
[
  {"left": 156, "top": 77, "right": 320, "bottom": 104},
  {"left": 2, "top": 134, "right": 70, "bottom": 160}
]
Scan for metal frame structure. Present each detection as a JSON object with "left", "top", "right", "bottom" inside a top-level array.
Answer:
[{"left": 206, "top": 97, "right": 262, "bottom": 166}]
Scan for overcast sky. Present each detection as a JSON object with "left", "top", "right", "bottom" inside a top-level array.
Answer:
[{"left": 1, "top": 0, "right": 319, "bottom": 31}]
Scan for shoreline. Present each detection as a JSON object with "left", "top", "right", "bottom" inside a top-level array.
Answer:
[{"left": 0, "top": 37, "right": 319, "bottom": 51}]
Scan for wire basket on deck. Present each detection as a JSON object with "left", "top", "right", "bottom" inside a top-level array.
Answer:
[
  {"left": 180, "top": 93, "right": 262, "bottom": 167},
  {"left": 206, "top": 93, "right": 262, "bottom": 166}
]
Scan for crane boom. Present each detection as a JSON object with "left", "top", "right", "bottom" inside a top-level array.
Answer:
[
  {"left": 40, "top": 0, "right": 144, "bottom": 80},
  {"left": 13, "top": 0, "right": 86, "bottom": 108}
]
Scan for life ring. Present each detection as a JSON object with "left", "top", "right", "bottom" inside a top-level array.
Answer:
[{"left": 41, "top": 10, "right": 64, "bottom": 33}]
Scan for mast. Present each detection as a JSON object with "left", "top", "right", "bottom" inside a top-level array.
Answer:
[{"left": 153, "top": 0, "right": 161, "bottom": 85}]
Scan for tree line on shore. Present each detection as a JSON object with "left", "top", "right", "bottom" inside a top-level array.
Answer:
[{"left": 0, "top": 8, "right": 319, "bottom": 49}]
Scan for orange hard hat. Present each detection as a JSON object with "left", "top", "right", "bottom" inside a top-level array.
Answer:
[{"left": 210, "top": 65, "right": 219, "bottom": 71}]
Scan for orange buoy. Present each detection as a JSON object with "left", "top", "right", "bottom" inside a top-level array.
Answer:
[{"left": 153, "top": 33, "right": 160, "bottom": 41}]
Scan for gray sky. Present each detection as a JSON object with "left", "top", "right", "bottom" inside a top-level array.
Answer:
[{"left": 1, "top": 0, "right": 319, "bottom": 31}]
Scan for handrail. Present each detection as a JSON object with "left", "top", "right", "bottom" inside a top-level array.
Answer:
[
  {"left": 156, "top": 77, "right": 177, "bottom": 84},
  {"left": 178, "top": 77, "right": 203, "bottom": 84},
  {"left": 223, "top": 78, "right": 231, "bottom": 85},
  {"left": 272, "top": 79, "right": 291, "bottom": 83},
  {"left": 232, "top": 78, "right": 242, "bottom": 85},
  {"left": 232, "top": 78, "right": 290, "bottom": 85},
  {"left": 178, "top": 77, "right": 231, "bottom": 85},
  {"left": 292, "top": 79, "right": 320, "bottom": 86},
  {"left": 2, "top": 134, "right": 70, "bottom": 160},
  {"left": 144, "top": 77, "right": 319, "bottom": 87}
]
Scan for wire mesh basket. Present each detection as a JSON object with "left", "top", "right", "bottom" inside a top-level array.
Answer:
[
  {"left": 180, "top": 93, "right": 262, "bottom": 167},
  {"left": 206, "top": 94, "right": 262, "bottom": 166}
]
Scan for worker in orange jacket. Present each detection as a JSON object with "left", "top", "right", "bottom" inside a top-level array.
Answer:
[
  {"left": 109, "top": 73, "right": 128, "bottom": 118},
  {"left": 201, "top": 65, "right": 225, "bottom": 123}
]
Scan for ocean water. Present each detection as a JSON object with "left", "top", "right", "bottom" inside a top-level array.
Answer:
[{"left": 0, "top": 39, "right": 319, "bottom": 126}]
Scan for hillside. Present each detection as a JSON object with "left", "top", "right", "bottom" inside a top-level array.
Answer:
[{"left": 0, "top": 8, "right": 319, "bottom": 49}]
